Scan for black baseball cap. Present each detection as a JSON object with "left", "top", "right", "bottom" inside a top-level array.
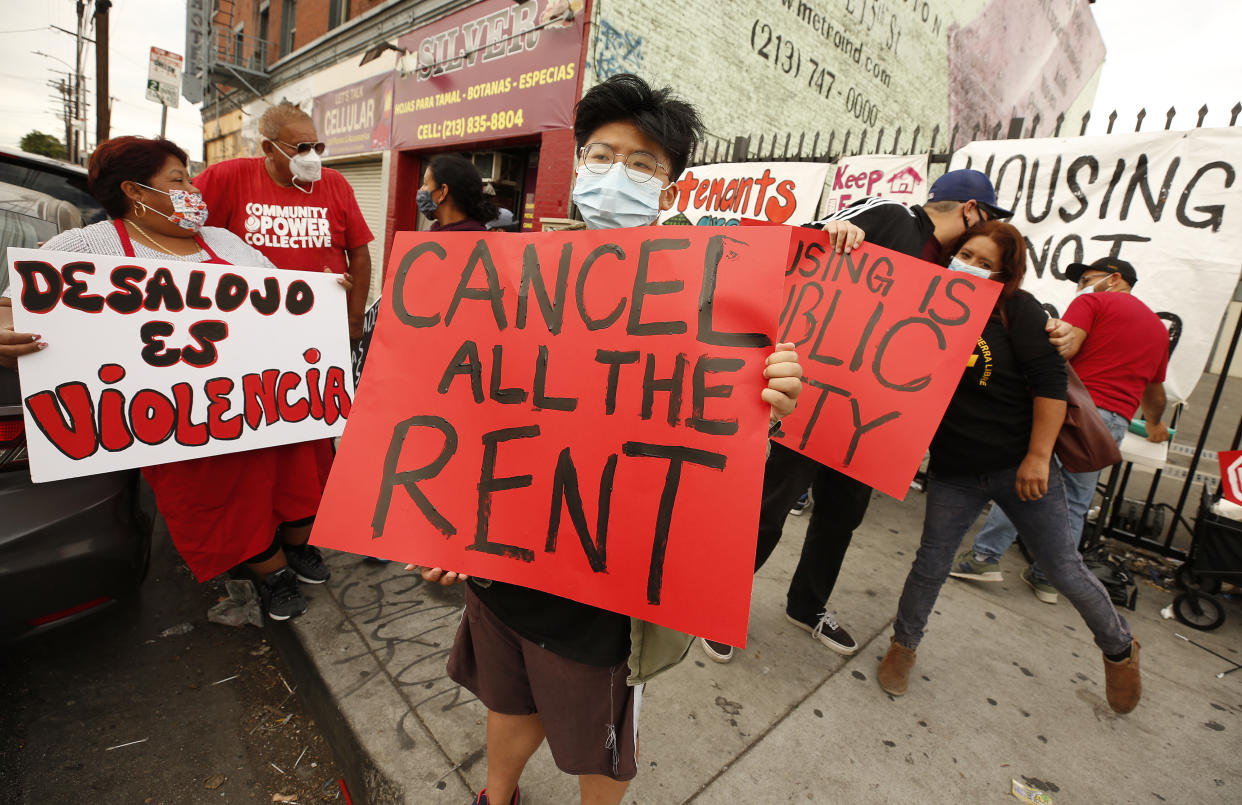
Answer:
[
  {"left": 1064, "top": 257, "right": 1139, "bottom": 287},
  {"left": 927, "top": 169, "right": 1013, "bottom": 220}
]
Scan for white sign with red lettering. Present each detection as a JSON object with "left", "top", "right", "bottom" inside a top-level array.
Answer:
[
  {"left": 657, "top": 161, "right": 830, "bottom": 227},
  {"left": 6, "top": 249, "right": 354, "bottom": 482},
  {"left": 819, "top": 153, "right": 930, "bottom": 218}
]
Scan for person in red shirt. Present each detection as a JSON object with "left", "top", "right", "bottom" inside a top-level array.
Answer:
[
  {"left": 952, "top": 257, "right": 1171, "bottom": 602},
  {"left": 417, "top": 154, "right": 498, "bottom": 232},
  {"left": 194, "top": 102, "right": 373, "bottom": 340}
]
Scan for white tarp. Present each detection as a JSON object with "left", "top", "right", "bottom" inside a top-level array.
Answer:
[
  {"left": 951, "top": 128, "right": 1242, "bottom": 402},
  {"left": 658, "top": 161, "right": 830, "bottom": 227},
  {"left": 819, "top": 153, "right": 930, "bottom": 218},
  {"left": 7, "top": 250, "right": 353, "bottom": 481}
]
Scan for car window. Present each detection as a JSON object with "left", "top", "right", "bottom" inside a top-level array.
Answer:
[
  {"left": 0, "top": 208, "right": 58, "bottom": 296},
  {"left": 0, "top": 159, "right": 105, "bottom": 224}
]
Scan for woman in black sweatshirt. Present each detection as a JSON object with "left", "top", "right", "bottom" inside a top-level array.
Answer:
[{"left": 876, "top": 220, "right": 1141, "bottom": 715}]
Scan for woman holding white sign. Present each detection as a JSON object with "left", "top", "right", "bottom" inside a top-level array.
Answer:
[
  {"left": 24, "top": 136, "right": 353, "bottom": 621},
  {"left": 877, "top": 220, "right": 1142, "bottom": 715}
]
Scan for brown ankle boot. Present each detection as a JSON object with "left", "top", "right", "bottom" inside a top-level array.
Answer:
[
  {"left": 877, "top": 637, "right": 917, "bottom": 696},
  {"left": 1103, "top": 639, "right": 1141, "bottom": 714}
]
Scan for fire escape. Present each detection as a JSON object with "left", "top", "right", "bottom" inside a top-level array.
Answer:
[{"left": 206, "top": 0, "right": 272, "bottom": 110}]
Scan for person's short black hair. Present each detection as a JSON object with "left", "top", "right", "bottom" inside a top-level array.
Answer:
[
  {"left": 428, "top": 154, "right": 498, "bottom": 225},
  {"left": 88, "top": 136, "right": 189, "bottom": 218},
  {"left": 573, "top": 74, "right": 704, "bottom": 180}
]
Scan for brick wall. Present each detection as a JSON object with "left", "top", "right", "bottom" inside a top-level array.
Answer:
[
  {"left": 583, "top": 0, "right": 1102, "bottom": 152},
  {"left": 531, "top": 127, "right": 576, "bottom": 227}
]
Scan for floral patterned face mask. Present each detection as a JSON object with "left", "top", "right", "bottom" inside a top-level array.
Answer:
[{"left": 137, "top": 183, "right": 209, "bottom": 231}]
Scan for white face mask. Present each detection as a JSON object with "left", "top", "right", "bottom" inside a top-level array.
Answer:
[
  {"left": 1075, "top": 276, "right": 1110, "bottom": 297},
  {"left": 571, "top": 163, "right": 667, "bottom": 229},
  {"left": 947, "top": 255, "right": 995, "bottom": 280},
  {"left": 270, "top": 140, "right": 323, "bottom": 189}
]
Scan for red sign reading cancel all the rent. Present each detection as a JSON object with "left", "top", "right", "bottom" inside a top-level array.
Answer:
[{"left": 312, "top": 227, "right": 786, "bottom": 646}]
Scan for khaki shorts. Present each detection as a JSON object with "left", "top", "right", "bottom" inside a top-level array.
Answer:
[{"left": 448, "top": 587, "right": 642, "bottom": 781}]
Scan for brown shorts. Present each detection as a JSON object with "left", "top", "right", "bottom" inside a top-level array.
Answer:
[{"left": 447, "top": 587, "right": 642, "bottom": 781}]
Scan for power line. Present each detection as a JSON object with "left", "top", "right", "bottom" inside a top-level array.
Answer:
[{"left": 0, "top": 27, "right": 50, "bottom": 35}]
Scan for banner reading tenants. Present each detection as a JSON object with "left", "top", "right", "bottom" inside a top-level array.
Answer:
[
  {"left": 952, "top": 128, "right": 1242, "bottom": 402},
  {"left": 657, "top": 161, "right": 830, "bottom": 227},
  {"left": 391, "top": 0, "right": 585, "bottom": 149},
  {"left": 819, "top": 153, "right": 930, "bottom": 218},
  {"left": 311, "top": 227, "right": 787, "bottom": 646},
  {"left": 762, "top": 225, "right": 1001, "bottom": 500},
  {"left": 6, "top": 250, "right": 354, "bottom": 482}
]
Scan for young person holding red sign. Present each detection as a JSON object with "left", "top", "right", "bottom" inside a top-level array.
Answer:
[
  {"left": 877, "top": 221, "right": 1141, "bottom": 715},
  {"left": 16, "top": 136, "right": 353, "bottom": 620},
  {"left": 414, "top": 75, "right": 806, "bottom": 805}
]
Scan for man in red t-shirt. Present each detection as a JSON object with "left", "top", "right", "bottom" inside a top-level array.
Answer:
[
  {"left": 953, "top": 257, "right": 1171, "bottom": 602},
  {"left": 194, "top": 102, "right": 373, "bottom": 340}
]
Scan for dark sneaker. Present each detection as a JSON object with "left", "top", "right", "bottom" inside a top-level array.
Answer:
[
  {"left": 787, "top": 610, "right": 858, "bottom": 655},
  {"left": 1022, "top": 566, "right": 1058, "bottom": 604},
  {"left": 699, "top": 637, "right": 734, "bottom": 663},
  {"left": 472, "top": 788, "right": 520, "bottom": 805},
  {"left": 284, "top": 543, "right": 330, "bottom": 584},
  {"left": 790, "top": 490, "right": 811, "bottom": 516},
  {"left": 949, "top": 548, "right": 1003, "bottom": 582},
  {"left": 260, "top": 567, "right": 307, "bottom": 621}
]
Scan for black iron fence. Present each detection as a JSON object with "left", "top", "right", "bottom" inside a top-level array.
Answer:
[{"left": 693, "top": 104, "right": 1242, "bottom": 561}]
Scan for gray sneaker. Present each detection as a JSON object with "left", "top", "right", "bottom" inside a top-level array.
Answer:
[
  {"left": 260, "top": 567, "right": 308, "bottom": 621},
  {"left": 949, "top": 548, "right": 1003, "bottom": 582},
  {"left": 1022, "top": 567, "right": 1058, "bottom": 604}
]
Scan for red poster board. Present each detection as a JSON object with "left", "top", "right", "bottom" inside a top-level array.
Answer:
[
  {"left": 764, "top": 225, "right": 1000, "bottom": 499},
  {"left": 311, "top": 227, "right": 787, "bottom": 646}
]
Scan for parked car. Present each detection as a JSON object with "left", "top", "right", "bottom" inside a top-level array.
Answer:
[
  {"left": 0, "top": 145, "right": 104, "bottom": 226},
  {"left": 1, "top": 158, "right": 151, "bottom": 642}
]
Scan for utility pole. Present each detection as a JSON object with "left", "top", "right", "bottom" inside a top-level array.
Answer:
[{"left": 94, "top": 0, "right": 112, "bottom": 144}]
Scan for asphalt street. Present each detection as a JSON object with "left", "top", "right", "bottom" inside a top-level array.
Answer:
[{"left": 0, "top": 511, "right": 346, "bottom": 805}]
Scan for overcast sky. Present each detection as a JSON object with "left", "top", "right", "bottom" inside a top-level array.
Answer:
[{"left": 0, "top": 0, "right": 1238, "bottom": 162}]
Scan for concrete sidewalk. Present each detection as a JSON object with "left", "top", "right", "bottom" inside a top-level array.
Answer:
[{"left": 281, "top": 489, "right": 1242, "bottom": 804}]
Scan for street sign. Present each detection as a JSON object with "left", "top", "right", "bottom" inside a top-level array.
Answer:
[{"left": 146, "top": 46, "right": 183, "bottom": 109}]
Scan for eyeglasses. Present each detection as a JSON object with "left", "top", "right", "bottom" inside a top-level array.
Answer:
[
  {"left": 277, "top": 140, "right": 327, "bottom": 156},
  {"left": 578, "top": 142, "right": 668, "bottom": 184},
  {"left": 1077, "top": 271, "right": 1114, "bottom": 288}
]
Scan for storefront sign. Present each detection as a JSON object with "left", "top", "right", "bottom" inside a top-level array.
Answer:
[
  {"left": 6, "top": 250, "right": 354, "bottom": 482},
  {"left": 767, "top": 226, "right": 1000, "bottom": 500},
  {"left": 312, "top": 227, "right": 786, "bottom": 646},
  {"left": 391, "top": 0, "right": 586, "bottom": 148},
  {"left": 313, "top": 74, "right": 394, "bottom": 156},
  {"left": 819, "top": 153, "right": 929, "bottom": 217},
  {"left": 657, "top": 161, "right": 830, "bottom": 227},
  {"left": 952, "top": 128, "right": 1242, "bottom": 402}
]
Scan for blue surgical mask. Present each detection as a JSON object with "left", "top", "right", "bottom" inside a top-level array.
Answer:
[
  {"left": 571, "top": 163, "right": 666, "bottom": 229},
  {"left": 1075, "top": 277, "right": 1108, "bottom": 297},
  {"left": 416, "top": 188, "right": 439, "bottom": 218},
  {"left": 947, "top": 256, "right": 994, "bottom": 280}
]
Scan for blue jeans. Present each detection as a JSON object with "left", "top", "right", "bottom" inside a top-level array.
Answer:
[
  {"left": 972, "top": 408, "right": 1132, "bottom": 580},
  {"left": 893, "top": 462, "right": 1132, "bottom": 655}
]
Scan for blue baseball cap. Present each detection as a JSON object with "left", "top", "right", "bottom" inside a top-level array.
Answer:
[{"left": 927, "top": 169, "right": 1013, "bottom": 220}]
